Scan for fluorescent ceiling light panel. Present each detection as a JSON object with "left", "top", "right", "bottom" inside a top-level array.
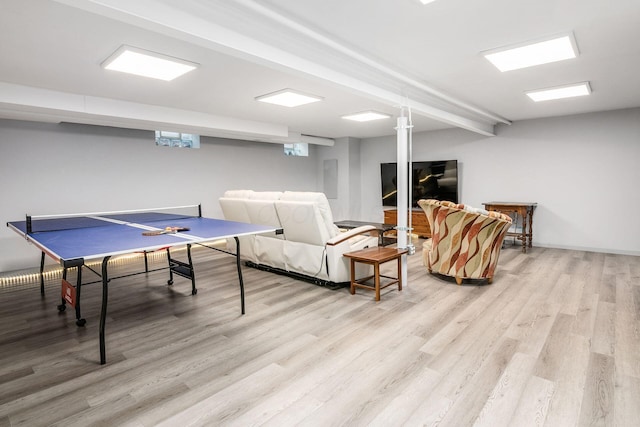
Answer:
[
  {"left": 483, "top": 34, "right": 578, "bottom": 72},
  {"left": 255, "top": 89, "right": 323, "bottom": 107},
  {"left": 526, "top": 82, "right": 591, "bottom": 102},
  {"left": 342, "top": 111, "right": 391, "bottom": 122},
  {"left": 102, "top": 45, "right": 198, "bottom": 81},
  {"left": 419, "top": 0, "right": 437, "bottom": 4}
]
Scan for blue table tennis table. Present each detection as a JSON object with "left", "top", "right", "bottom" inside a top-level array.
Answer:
[{"left": 7, "top": 205, "right": 279, "bottom": 364}]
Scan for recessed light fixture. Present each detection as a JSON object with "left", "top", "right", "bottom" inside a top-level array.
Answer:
[
  {"left": 102, "top": 45, "right": 198, "bottom": 81},
  {"left": 419, "top": 0, "right": 437, "bottom": 4},
  {"left": 526, "top": 82, "right": 591, "bottom": 102},
  {"left": 255, "top": 89, "right": 323, "bottom": 107},
  {"left": 342, "top": 111, "right": 391, "bottom": 122},
  {"left": 483, "top": 33, "right": 578, "bottom": 72}
]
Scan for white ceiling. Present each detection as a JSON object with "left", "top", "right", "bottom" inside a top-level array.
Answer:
[{"left": 1, "top": 0, "right": 639, "bottom": 143}]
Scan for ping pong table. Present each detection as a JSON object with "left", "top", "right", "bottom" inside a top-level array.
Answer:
[{"left": 7, "top": 205, "right": 279, "bottom": 364}]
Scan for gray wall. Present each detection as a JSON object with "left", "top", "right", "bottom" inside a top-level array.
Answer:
[
  {"left": 0, "top": 120, "right": 319, "bottom": 272},
  {"left": 2, "top": 107, "right": 638, "bottom": 272},
  {"left": 315, "top": 136, "right": 360, "bottom": 222},
  {"left": 357, "top": 108, "right": 640, "bottom": 255}
]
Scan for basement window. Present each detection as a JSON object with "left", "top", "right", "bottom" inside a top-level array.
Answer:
[
  {"left": 284, "top": 143, "right": 308, "bottom": 156},
  {"left": 155, "top": 131, "right": 200, "bottom": 148}
]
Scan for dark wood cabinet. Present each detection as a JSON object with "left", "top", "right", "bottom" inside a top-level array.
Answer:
[{"left": 383, "top": 209, "right": 431, "bottom": 238}]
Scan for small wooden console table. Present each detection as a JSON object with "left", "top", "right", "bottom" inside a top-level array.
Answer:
[
  {"left": 344, "top": 247, "right": 408, "bottom": 301},
  {"left": 483, "top": 202, "right": 537, "bottom": 253}
]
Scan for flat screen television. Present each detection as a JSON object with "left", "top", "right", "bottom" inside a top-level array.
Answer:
[{"left": 381, "top": 160, "right": 458, "bottom": 207}]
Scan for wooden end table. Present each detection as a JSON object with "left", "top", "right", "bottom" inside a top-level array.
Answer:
[
  {"left": 483, "top": 202, "right": 537, "bottom": 253},
  {"left": 343, "top": 247, "right": 408, "bottom": 301}
]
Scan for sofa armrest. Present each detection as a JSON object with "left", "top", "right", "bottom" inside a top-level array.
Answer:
[{"left": 326, "top": 225, "right": 377, "bottom": 246}]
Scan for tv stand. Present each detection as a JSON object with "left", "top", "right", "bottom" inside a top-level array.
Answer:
[{"left": 383, "top": 209, "right": 431, "bottom": 238}]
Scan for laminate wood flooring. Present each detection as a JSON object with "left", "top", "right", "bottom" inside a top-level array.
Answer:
[{"left": 0, "top": 244, "right": 638, "bottom": 426}]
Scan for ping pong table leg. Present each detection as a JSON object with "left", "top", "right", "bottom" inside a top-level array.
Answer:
[
  {"left": 187, "top": 244, "right": 197, "bottom": 295},
  {"left": 234, "top": 237, "right": 245, "bottom": 315},
  {"left": 99, "top": 256, "right": 111, "bottom": 365},
  {"left": 58, "top": 268, "right": 68, "bottom": 312},
  {"left": 74, "top": 266, "right": 86, "bottom": 327},
  {"left": 39, "top": 251, "right": 45, "bottom": 296},
  {"left": 166, "top": 246, "right": 197, "bottom": 295},
  {"left": 166, "top": 247, "right": 174, "bottom": 286},
  {"left": 143, "top": 250, "right": 149, "bottom": 273}
]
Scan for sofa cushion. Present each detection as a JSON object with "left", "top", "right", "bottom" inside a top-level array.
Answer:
[
  {"left": 280, "top": 191, "right": 340, "bottom": 238},
  {"left": 249, "top": 191, "right": 283, "bottom": 200},
  {"left": 244, "top": 199, "right": 281, "bottom": 227},
  {"left": 223, "top": 189, "right": 255, "bottom": 199},
  {"left": 275, "top": 200, "right": 330, "bottom": 246},
  {"left": 244, "top": 199, "right": 284, "bottom": 241},
  {"left": 219, "top": 197, "right": 251, "bottom": 223}
]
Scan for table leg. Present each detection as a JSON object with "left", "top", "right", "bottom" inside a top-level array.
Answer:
[
  {"left": 39, "top": 251, "right": 45, "bottom": 296},
  {"left": 374, "top": 262, "right": 381, "bottom": 302},
  {"left": 74, "top": 266, "right": 85, "bottom": 326},
  {"left": 234, "top": 237, "right": 245, "bottom": 315},
  {"left": 349, "top": 259, "right": 356, "bottom": 295},
  {"left": 58, "top": 268, "right": 68, "bottom": 312},
  {"left": 527, "top": 208, "right": 534, "bottom": 248},
  {"left": 519, "top": 210, "right": 526, "bottom": 253},
  {"left": 99, "top": 256, "right": 111, "bottom": 365},
  {"left": 166, "top": 247, "right": 174, "bottom": 285},
  {"left": 186, "top": 243, "right": 197, "bottom": 295}
]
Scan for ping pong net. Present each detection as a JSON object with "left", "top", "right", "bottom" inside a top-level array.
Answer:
[{"left": 25, "top": 204, "right": 202, "bottom": 234}]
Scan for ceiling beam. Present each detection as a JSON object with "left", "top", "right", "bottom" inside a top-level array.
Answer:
[{"left": 0, "top": 82, "right": 289, "bottom": 140}]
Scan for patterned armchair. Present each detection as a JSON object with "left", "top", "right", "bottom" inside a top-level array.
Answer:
[{"left": 417, "top": 199, "right": 513, "bottom": 285}]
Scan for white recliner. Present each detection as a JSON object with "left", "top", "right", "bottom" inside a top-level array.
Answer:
[{"left": 219, "top": 190, "right": 378, "bottom": 286}]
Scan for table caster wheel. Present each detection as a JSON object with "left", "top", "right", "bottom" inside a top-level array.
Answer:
[
  {"left": 57, "top": 304, "right": 66, "bottom": 312},
  {"left": 167, "top": 280, "right": 173, "bottom": 285},
  {"left": 192, "top": 289, "right": 198, "bottom": 295},
  {"left": 76, "top": 318, "right": 86, "bottom": 327}
]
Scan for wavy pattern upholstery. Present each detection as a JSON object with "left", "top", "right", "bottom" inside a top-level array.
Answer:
[{"left": 417, "top": 199, "right": 513, "bottom": 284}]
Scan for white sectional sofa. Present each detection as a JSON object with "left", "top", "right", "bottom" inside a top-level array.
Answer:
[{"left": 219, "top": 190, "right": 378, "bottom": 287}]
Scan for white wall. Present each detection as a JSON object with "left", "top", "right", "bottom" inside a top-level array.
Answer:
[
  {"left": 0, "top": 119, "right": 319, "bottom": 272},
  {"left": 348, "top": 137, "right": 362, "bottom": 220},
  {"left": 358, "top": 108, "right": 640, "bottom": 255},
  {"left": 315, "top": 136, "right": 358, "bottom": 221},
  {"left": 3, "top": 107, "right": 638, "bottom": 272}
]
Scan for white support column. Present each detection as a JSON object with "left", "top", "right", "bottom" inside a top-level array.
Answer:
[{"left": 396, "top": 115, "right": 409, "bottom": 287}]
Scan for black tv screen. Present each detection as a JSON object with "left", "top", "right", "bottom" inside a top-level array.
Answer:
[{"left": 381, "top": 160, "right": 458, "bottom": 207}]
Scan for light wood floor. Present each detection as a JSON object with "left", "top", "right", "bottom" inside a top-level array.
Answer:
[{"left": 0, "top": 243, "right": 639, "bottom": 426}]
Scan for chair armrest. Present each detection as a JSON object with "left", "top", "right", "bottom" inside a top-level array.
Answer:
[{"left": 326, "top": 225, "right": 377, "bottom": 246}]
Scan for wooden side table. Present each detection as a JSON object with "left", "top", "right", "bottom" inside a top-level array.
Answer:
[
  {"left": 343, "top": 247, "right": 408, "bottom": 301},
  {"left": 483, "top": 202, "right": 537, "bottom": 253}
]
